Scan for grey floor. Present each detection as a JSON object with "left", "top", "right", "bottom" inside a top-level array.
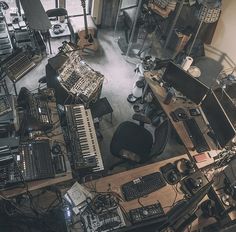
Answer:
[{"left": 6, "top": 28, "right": 208, "bottom": 173}]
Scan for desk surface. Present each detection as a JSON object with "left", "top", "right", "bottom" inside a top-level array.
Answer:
[
  {"left": 144, "top": 71, "right": 221, "bottom": 169},
  {"left": 1, "top": 98, "right": 73, "bottom": 198},
  {"left": 85, "top": 155, "right": 187, "bottom": 212},
  {"left": 83, "top": 154, "right": 209, "bottom": 231}
]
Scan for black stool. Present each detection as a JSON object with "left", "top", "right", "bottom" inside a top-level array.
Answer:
[{"left": 90, "top": 97, "right": 113, "bottom": 123}]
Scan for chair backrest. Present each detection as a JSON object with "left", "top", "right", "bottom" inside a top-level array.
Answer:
[
  {"left": 150, "top": 119, "right": 171, "bottom": 158},
  {"left": 110, "top": 121, "right": 153, "bottom": 161},
  {"left": 46, "top": 8, "right": 68, "bottom": 18}
]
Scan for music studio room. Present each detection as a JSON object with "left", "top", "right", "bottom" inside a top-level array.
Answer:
[{"left": 1, "top": 0, "right": 236, "bottom": 231}]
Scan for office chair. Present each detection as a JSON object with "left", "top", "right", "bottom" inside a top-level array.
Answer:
[
  {"left": 109, "top": 115, "right": 171, "bottom": 170},
  {"left": 44, "top": 8, "right": 72, "bottom": 54}
]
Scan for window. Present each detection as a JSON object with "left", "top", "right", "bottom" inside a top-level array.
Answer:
[
  {"left": 65, "top": 0, "right": 90, "bottom": 16},
  {"left": 121, "top": 0, "right": 138, "bottom": 9},
  {"left": 5, "top": 0, "right": 16, "bottom": 8},
  {"left": 40, "top": 0, "right": 57, "bottom": 11},
  {"left": 3, "top": 0, "right": 18, "bottom": 22}
]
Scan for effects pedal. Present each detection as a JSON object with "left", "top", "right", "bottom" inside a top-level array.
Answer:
[{"left": 129, "top": 202, "right": 166, "bottom": 224}]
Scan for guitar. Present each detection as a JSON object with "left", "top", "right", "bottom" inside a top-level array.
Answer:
[{"left": 78, "top": 0, "right": 98, "bottom": 51}]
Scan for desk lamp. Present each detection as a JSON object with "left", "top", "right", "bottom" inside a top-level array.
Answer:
[
  {"left": 188, "top": 1, "right": 221, "bottom": 55},
  {"left": 20, "top": 0, "right": 51, "bottom": 31}
]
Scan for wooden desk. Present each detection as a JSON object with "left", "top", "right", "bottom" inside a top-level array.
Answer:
[
  {"left": 144, "top": 71, "right": 221, "bottom": 169},
  {"left": 82, "top": 155, "right": 209, "bottom": 231},
  {"left": 1, "top": 97, "right": 73, "bottom": 198},
  {"left": 85, "top": 155, "right": 187, "bottom": 213}
]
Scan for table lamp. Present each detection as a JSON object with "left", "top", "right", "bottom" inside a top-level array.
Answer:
[
  {"left": 188, "top": 2, "right": 221, "bottom": 55},
  {"left": 20, "top": 0, "right": 51, "bottom": 31}
]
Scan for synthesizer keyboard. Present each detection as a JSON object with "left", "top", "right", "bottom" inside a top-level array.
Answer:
[{"left": 65, "top": 104, "right": 104, "bottom": 172}]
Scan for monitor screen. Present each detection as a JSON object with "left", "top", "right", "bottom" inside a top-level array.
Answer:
[
  {"left": 201, "top": 90, "right": 236, "bottom": 148},
  {"left": 162, "top": 62, "right": 209, "bottom": 104},
  {"left": 214, "top": 88, "right": 236, "bottom": 127}
]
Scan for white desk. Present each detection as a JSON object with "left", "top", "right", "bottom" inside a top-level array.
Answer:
[{"left": 49, "top": 21, "right": 71, "bottom": 38}]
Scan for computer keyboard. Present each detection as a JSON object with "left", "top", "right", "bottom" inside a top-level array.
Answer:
[
  {"left": 183, "top": 118, "right": 210, "bottom": 153},
  {"left": 121, "top": 172, "right": 166, "bottom": 201}
]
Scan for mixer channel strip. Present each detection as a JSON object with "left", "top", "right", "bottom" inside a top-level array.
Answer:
[{"left": 1, "top": 50, "right": 36, "bottom": 82}]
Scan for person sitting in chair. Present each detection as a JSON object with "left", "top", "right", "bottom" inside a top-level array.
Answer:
[{"left": 148, "top": 0, "right": 177, "bottom": 18}]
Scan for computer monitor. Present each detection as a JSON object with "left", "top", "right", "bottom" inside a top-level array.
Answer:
[
  {"left": 201, "top": 90, "right": 236, "bottom": 148},
  {"left": 167, "top": 181, "right": 213, "bottom": 232},
  {"left": 214, "top": 88, "right": 236, "bottom": 127},
  {"left": 162, "top": 62, "right": 209, "bottom": 104}
]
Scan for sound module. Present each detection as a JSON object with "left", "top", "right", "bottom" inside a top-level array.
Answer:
[
  {"left": 58, "top": 53, "right": 104, "bottom": 104},
  {"left": 81, "top": 194, "right": 126, "bottom": 232},
  {"left": 17, "top": 87, "right": 53, "bottom": 132}
]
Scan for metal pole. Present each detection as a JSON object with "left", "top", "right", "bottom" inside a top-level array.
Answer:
[
  {"left": 187, "top": 20, "right": 203, "bottom": 56},
  {"left": 113, "top": 0, "right": 122, "bottom": 39},
  {"left": 16, "top": 0, "right": 21, "bottom": 16},
  {"left": 164, "top": 0, "right": 185, "bottom": 49},
  {"left": 125, "top": 0, "right": 142, "bottom": 57}
]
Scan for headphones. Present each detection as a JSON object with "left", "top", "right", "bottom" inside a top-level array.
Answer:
[
  {"left": 175, "top": 158, "right": 195, "bottom": 176},
  {"left": 53, "top": 24, "right": 64, "bottom": 34}
]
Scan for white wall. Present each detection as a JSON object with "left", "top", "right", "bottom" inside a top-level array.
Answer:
[
  {"left": 91, "top": 0, "right": 103, "bottom": 25},
  {"left": 205, "top": 0, "right": 236, "bottom": 71}
]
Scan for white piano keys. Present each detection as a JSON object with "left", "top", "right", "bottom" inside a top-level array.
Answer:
[{"left": 65, "top": 104, "right": 104, "bottom": 172}]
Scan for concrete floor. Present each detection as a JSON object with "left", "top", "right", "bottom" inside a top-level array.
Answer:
[{"left": 5, "top": 29, "right": 194, "bottom": 173}]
